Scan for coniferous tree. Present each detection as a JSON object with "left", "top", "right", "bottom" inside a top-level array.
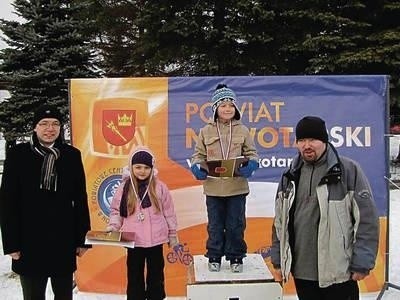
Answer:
[
  {"left": 82, "top": 0, "right": 140, "bottom": 77},
  {"left": 4, "top": 0, "right": 399, "bottom": 131},
  {"left": 0, "top": 0, "right": 98, "bottom": 148},
  {"left": 276, "top": 1, "right": 400, "bottom": 96},
  {"left": 135, "top": 0, "right": 278, "bottom": 76},
  {"left": 87, "top": 0, "right": 400, "bottom": 91},
  {"left": 86, "top": 0, "right": 278, "bottom": 76}
]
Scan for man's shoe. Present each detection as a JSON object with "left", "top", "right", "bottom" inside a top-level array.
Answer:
[
  {"left": 208, "top": 257, "right": 221, "bottom": 272},
  {"left": 230, "top": 258, "right": 243, "bottom": 273}
]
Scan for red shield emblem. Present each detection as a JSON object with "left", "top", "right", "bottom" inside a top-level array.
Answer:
[{"left": 102, "top": 110, "right": 136, "bottom": 146}]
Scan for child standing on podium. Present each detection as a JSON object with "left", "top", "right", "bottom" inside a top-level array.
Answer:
[
  {"left": 191, "top": 84, "right": 259, "bottom": 273},
  {"left": 107, "top": 146, "right": 178, "bottom": 300}
]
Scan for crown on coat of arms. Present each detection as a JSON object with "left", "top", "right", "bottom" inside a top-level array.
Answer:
[{"left": 118, "top": 114, "right": 133, "bottom": 126}]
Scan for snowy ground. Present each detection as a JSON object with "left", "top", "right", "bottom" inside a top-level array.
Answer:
[{"left": 1, "top": 192, "right": 400, "bottom": 299}]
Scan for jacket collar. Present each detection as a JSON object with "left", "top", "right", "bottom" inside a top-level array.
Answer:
[
  {"left": 284, "top": 142, "right": 343, "bottom": 184},
  {"left": 208, "top": 119, "right": 243, "bottom": 126}
]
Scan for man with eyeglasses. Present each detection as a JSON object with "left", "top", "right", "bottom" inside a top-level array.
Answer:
[{"left": 0, "top": 104, "right": 91, "bottom": 299}]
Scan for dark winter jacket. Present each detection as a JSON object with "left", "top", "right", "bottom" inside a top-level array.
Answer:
[{"left": 0, "top": 140, "right": 91, "bottom": 276}]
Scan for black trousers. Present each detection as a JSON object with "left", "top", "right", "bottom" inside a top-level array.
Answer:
[
  {"left": 294, "top": 278, "right": 359, "bottom": 300},
  {"left": 127, "top": 245, "right": 165, "bottom": 300},
  {"left": 19, "top": 273, "right": 73, "bottom": 300}
]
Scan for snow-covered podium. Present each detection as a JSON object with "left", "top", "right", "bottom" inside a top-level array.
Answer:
[{"left": 187, "top": 253, "right": 282, "bottom": 300}]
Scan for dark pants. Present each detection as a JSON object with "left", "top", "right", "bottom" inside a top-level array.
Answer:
[
  {"left": 20, "top": 273, "right": 73, "bottom": 300},
  {"left": 126, "top": 245, "right": 165, "bottom": 300},
  {"left": 205, "top": 194, "right": 247, "bottom": 261},
  {"left": 294, "top": 278, "right": 359, "bottom": 300}
]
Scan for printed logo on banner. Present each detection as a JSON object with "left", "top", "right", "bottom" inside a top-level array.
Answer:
[
  {"left": 166, "top": 243, "right": 193, "bottom": 266},
  {"left": 92, "top": 99, "right": 148, "bottom": 157},
  {"left": 102, "top": 110, "right": 136, "bottom": 146},
  {"left": 96, "top": 174, "right": 122, "bottom": 218}
]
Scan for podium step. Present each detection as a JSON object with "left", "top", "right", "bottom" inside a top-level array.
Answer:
[{"left": 187, "top": 254, "right": 282, "bottom": 300}]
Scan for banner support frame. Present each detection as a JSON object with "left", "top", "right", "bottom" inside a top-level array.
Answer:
[{"left": 376, "top": 176, "right": 400, "bottom": 299}]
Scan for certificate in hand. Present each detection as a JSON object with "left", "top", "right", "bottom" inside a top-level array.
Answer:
[
  {"left": 85, "top": 230, "right": 135, "bottom": 248},
  {"left": 200, "top": 157, "right": 249, "bottom": 178}
]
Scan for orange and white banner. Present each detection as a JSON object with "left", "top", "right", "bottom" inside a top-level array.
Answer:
[{"left": 69, "top": 76, "right": 388, "bottom": 296}]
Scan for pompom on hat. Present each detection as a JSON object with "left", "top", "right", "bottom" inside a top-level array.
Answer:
[
  {"left": 33, "top": 104, "right": 62, "bottom": 127},
  {"left": 295, "top": 116, "right": 329, "bottom": 143},
  {"left": 211, "top": 84, "right": 241, "bottom": 121}
]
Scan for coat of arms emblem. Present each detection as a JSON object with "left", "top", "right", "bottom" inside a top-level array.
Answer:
[{"left": 102, "top": 110, "right": 136, "bottom": 146}]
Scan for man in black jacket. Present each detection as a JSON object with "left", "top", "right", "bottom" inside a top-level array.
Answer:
[{"left": 0, "top": 105, "right": 91, "bottom": 299}]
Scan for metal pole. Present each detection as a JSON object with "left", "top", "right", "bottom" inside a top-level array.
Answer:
[{"left": 376, "top": 176, "right": 400, "bottom": 299}]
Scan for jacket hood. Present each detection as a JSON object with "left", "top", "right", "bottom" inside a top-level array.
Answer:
[{"left": 122, "top": 146, "right": 158, "bottom": 181}]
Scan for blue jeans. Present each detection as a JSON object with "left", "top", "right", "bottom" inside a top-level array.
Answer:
[{"left": 205, "top": 194, "right": 247, "bottom": 261}]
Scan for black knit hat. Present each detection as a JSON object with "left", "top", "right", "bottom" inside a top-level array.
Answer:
[
  {"left": 295, "top": 116, "right": 328, "bottom": 143},
  {"left": 131, "top": 150, "right": 154, "bottom": 168},
  {"left": 33, "top": 105, "right": 62, "bottom": 127}
]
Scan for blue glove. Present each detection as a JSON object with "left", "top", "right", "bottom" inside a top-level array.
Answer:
[
  {"left": 191, "top": 164, "right": 208, "bottom": 180},
  {"left": 238, "top": 160, "right": 259, "bottom": 178}
]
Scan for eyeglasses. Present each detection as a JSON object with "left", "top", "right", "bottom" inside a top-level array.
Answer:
[{"left": 37, "top": 121, "right": 61, "bottom": 129}]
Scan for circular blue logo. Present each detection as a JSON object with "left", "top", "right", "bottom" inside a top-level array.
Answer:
[{"left": 97, "top": 175, "right": 122, "bottom": 216}]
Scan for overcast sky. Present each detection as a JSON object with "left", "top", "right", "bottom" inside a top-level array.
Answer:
[
  {"left": 0, "top": 0, "right": 14, "bottom": 101},
  {"left": 0, "top": 0, "right": 14, "bottom": 21},
  {"left": 0, "top": 0, "right": 20, "bottom": 50}
]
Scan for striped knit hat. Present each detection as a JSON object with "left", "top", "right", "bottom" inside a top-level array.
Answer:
[{"left": 211, "top": 84, "right": 241, "bottom": 121}]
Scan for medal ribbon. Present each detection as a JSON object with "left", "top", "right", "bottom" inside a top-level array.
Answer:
[
  {"left": 130, "top": 176, "right": 152, "bottom": 221},
  {"left": 216, "top": 119, "right": 232, "bottom": 160}
]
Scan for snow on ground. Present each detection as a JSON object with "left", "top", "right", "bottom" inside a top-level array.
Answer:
[{"left": 1, "top": 192, "right": 400, "bottom": 299}]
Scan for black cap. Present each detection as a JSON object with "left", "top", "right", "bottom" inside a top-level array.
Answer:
[
  {"left": 131, "top": 150, "right": 154, "bottom": 168},
  {"left": 295, "top": 116, "right": 328, "bottom": 143},
  {"left": 33, "top": 105, "right": 62, "bottom": 127}
]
